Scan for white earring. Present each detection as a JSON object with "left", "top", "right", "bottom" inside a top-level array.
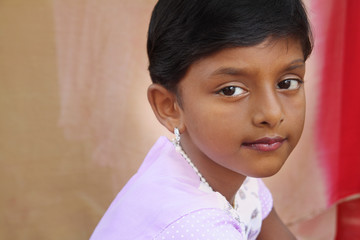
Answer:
[{"left": 174, "top": 127, "right": 181, "bottom": 149}]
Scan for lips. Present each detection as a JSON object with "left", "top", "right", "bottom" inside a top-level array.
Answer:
[{"left": 242, "top": 137, "right": 285, "bottom": 152}]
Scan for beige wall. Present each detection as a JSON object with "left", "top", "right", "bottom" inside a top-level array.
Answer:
[
  {"left": 0, "top": 1, "right": 135, "bottom": 239},
  {"left": 0, "top": 1, "right": 334, "bottom": 239}
]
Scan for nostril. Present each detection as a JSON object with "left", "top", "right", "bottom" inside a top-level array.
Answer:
[
  {"left": 252, "top": 104, "right": 284, "bottom": 128},
  {"left": 258, "top": 117, "right": 284, "bottom": 127}
]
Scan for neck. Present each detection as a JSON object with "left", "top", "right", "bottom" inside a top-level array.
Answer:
[
  {"left": 200, "top": 158, "right": 245, "bottom": 204},
  {"left": 177, "top": 137, "right": 246, "bottom": 204}
]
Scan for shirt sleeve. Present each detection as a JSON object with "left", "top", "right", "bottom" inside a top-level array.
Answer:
[
  {"left": 154, "top": 208, "right": 245, "bottom": 240},
  {"left": 257, "top": 179, "right": 273, "bottom": 219}
]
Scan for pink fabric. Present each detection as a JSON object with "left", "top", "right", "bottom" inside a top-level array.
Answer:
[
  {"left": 258, "top": 179, "right": 273, "bottom": 219},
  {"left": 154, "top": 209, "right": 244, "bottom": 239},
  {"left": 155, "top": 179, "right": 273, "bottom": 240},
  {"left": 90, "top": 137, "right": 273, "bottom": 239}
]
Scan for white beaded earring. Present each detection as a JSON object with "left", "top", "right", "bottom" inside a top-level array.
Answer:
[{"left": 174, "top": 127, "right": 181, "bottom": 150}]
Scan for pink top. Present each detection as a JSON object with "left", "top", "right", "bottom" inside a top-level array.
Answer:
[{"left": 90, "top": 137, "right": 273, "bottom": 240}]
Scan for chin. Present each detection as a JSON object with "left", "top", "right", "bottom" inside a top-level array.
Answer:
[{"left": 247, "top": 162, "right": 285, "bottom": 178}]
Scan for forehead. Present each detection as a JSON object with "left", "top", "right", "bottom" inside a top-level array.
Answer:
[{"left": 184, "top": 38, "right": 304, "bottom": 79}]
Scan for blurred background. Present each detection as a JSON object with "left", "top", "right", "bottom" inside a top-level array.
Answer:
[{"left": 1, "top": 0, "right": 359, "bottom": 239}]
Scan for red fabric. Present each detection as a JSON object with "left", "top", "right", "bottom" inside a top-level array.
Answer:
[
  {"left": 316, "top": 0, "right": 360, "bottom": 205},
  {"left": 336, "top": 199, "right": 360, "bottom": 240}
]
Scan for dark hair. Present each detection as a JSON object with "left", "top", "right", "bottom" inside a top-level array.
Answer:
[{"left": 147, "top": 0, "right": 313, "bottom": 92}]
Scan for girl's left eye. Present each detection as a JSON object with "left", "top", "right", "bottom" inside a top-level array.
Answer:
[
  {"left": 277, "top": 79, "right": 303, "bottom": 90},
  {"left": 218, "top": 86, "right": 246, "bottom": 96}
]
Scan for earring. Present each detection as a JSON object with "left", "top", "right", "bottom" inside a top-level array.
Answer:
[{"left": 174, "top": 127, "right": 181, "bottom": 150}]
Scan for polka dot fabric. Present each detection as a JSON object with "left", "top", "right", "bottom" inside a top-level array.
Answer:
[
  {"left": 154, "top": 209, "right": 244, "bottom": 239},
  {"left": 258, "top": 179, "right": 273, "bottom": 219},
  {"left": 154, "top": 178, "right": 273, "bottom": 240}
]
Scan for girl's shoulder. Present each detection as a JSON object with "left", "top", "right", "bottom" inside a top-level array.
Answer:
[
  {"left": 90, "top": 137, "right": 273, "bottom": 240},
  {"left": 154, "top": 208, "right": 245, "bottom": 240},
  {"left": 90, "top": 137, "right": 223, "bottom": 239},
  {"left": 153, "top": 178, "right": 273, "bottom": 240}
]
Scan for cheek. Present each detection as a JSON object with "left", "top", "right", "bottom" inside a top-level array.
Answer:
[
  {"left": 184, "top": 103, "right": 243, "bottom": 150},
  {"left": 294, "top": 92, "right": 306, "bottom": 125},
  {"left": 284, "top": 92, "right": 306, "bottom": 142},
  {"left": 185, "top": 101, "right": 245, "bottom": 134},
  {"left": 185, "top": 105, "right": 226, "bottom": 139}
]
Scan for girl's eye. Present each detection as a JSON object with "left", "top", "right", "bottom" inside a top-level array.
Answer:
[
  {"left": 218, "top": 86, "right": 246, "bottom": 96},
  {"left": 277, "top": 79, "right": 302, "bottom": 90}
]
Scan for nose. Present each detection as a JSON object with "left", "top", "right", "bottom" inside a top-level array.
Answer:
[{"left": 252, "top": 90, "right": 284, "bottom": 128}]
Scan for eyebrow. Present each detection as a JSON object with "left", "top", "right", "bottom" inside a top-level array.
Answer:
[
  {"left": 285, "top": 59, "right": 305, "bottom": 71},
  {"left": 211, "top": 58, "right": 305, "bottom": 76},
  {"left": 211, "top": 67, "right": 246, "bottom": 76}
]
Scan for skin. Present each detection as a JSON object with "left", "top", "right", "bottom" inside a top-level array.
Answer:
[{"left": 148, "top": 37, "right": 304, "bottom": 239}]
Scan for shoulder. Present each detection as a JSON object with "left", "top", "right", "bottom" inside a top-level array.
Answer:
[
  {"left": 154, "top": 208, "right": 245, "bottom": 240},
  {"left": 90, "top": 137, "right": 223, "bottom": 239}
]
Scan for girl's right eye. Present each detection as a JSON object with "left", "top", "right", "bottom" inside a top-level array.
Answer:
[{"left": 218, "top": 86, "right": 246, "bottom": 97}]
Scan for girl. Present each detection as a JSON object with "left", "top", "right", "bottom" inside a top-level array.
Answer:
[{"left": 91, "top": 0, "right": 313, "bottom": 239}]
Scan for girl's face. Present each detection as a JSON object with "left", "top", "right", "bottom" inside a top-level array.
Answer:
[{"left": 178, "top": 38, "right": 306, "bottom": 181}]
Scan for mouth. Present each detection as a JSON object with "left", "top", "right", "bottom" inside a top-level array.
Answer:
[{"left": 242, "top": 137, "right": 286, "bottom": 152}]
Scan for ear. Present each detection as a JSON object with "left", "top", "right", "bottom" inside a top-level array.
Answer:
[{"left": 147, "top": 84, "right": 185, "bottom": 133}]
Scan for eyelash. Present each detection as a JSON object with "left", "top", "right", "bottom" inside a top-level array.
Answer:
[
  {"left": 217, "top": 86, "right": 247, "bottom": 97},
  {"left": 276, "top": 79, "right": 304, "bottom": 90},
  {"left": 217, "top": 78, "right": 303, "bottom": 97}
]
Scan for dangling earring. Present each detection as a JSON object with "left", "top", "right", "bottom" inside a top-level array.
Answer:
[{"left": 174, "top": 127, "right": 181, "bottom": 150}]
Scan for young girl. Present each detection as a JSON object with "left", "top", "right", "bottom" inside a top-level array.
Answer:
[{"left": 91, "top": 0, "right": 313, "bottom": 239}]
